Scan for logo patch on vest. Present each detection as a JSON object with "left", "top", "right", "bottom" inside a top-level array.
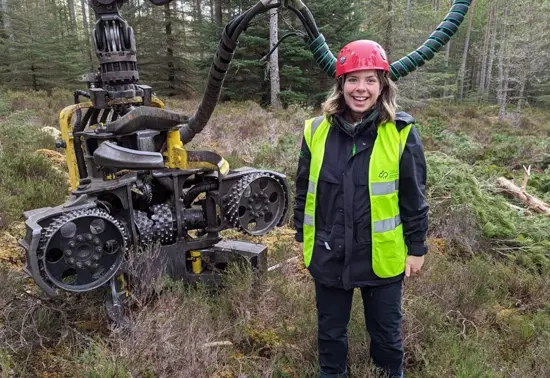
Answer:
[{"left": 379, "top": 169, "right": 399, "bottom": 180}]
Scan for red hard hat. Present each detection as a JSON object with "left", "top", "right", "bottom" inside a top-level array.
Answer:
[{"left": 335, "top": 40, "right": 390, "bottom": 78}]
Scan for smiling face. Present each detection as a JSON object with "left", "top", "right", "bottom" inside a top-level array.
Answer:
[{"left": 342, "top": 69, "right": 381, "bottom": 121}]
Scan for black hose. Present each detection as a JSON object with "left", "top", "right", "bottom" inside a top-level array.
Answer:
[
  {"left": 181, "top": 0, "right": 273, "bottom": 144},
  {"left": 287, "top": 2, "right": 337, "bottom": 78},
  {"left": 183, "top": 182, "right": 219, "bottom": 208},
  {"left": 180, "top": 24, "right": 239, "bottom": 144},
  {"left": 260, "top": 31, "right": 307, "bottom": 62},
  {"left": 74, "top": 90, "right": 90, "bottom": 102},
  {"left": 295, "top": 4, "right": 320, "bottom": 39},
  {"left": 74, "top": 107, "right": 94, "bottom": 179},
  {"left": 286, "top": 4, "right": 315, "bottom": 40},
  {"left": 73, "top": 90, "right": 90, "bottom": 142}
]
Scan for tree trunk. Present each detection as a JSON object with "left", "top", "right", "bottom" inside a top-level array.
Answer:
[
  {"left": 513, "top": 69, "right": 527, "bottom": 128},
  {"left": 479, "top": 0, "right": 494, "bottom": 93},
  {"left": 442, "top": 41, "right": 451, "bottom": 98},
  {"left": 59, "top": 2, "right": 66, "bottom": 39},
  {"left": 269, "top": 5, "right": 281, "bottom": 108},
  {"left": 67, "top": 0, "right": 76, "bottom": 33},
  {"left": 195, "top": 0, "right": 203, "bottom": 59},
  {"left": 384, "top": 0, "right": 393, "bottom": 58},
  {"left": 497, "top": 177, "right": 550, "bottom": 217},
  {"left": 484, "top": 0, "right": 499, "bottom": 101},
  {"left": 31, "top": 64, "right": 38, "bottom": 91},
  {"left": 165, "top": 2, "right": 175, "bottom": 95},
  {"left": 80, "top": 0, "right": 94, "bottom": 71},
  {"left": 497, "top": 0, "right": 509, "bottom": 121},
  {"left": 214, "top": 0, "right": 222, "bottom": 27},
  {"left": 0, "top": 0, "right": 13, "bottom": 40},
  {"left": 405, "top": 0, "right": 411, "bottom": 28},
  {"left": 458, "top": 0, "right": 476, "bottom": 100}
]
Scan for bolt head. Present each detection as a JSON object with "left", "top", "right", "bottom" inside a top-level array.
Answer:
[
  {"left": 85, "top": 234, "right": 93, "bottom": 241},
  {"left": 76, "top": 235, "right": 84, "bottom": 242},
  {"left": 95, "top": 246, "right": 103, "bottom": 253},
  {"left": 68, "top": 241, "right": 76, "bottom": 248},
  {"left": 93, "top": 254, "right": 101, "bottom": 261},
  {"left": 76, "top": 262, "right": 83, "bottom": 269},
  {"left": 68, "top": 257, "right": 75, "bottom": 264},
  {"left": 64, "top": 249, "right": 73, "bottom": 256},
  {"left": 85, "top": 260, "right": 92, "bottom": 267},
  {"left": 93, "top": 238, "right": 101, "bottom": 245}
]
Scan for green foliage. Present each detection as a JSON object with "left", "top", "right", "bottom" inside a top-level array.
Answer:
[
  {"left": 0, "top": 108, "right": 68, "bottom": 228},
  {"left": 0, "top": 1, "right": 87, "bottom": 90},
  {"left": 0, "top": 97, "right": 10, "bottom": 117},
  {"left": 220, "top": 0, "right": 365, "bottom": 106},
  {"left": 125, "top": 2, "right": 196, "bottom": 97},
  {"left": 482, "top": 133, "right": 550, "bottom": 169},
  {"left": 427, "top": 151, "right": 550, "bottom": 273},
  {"left": 417, "top": 118, "right": 485, "bottom": 163},
  {"left": 0, "top": 151, "right": 68, "bottom": 228},
  {"left": 75, "top": 342, "right": 132, "bottom": 378},
  {"left": 254, "top": 133, "right": 300, "bottom": 180},
  {"left": 0, "top": 349, "right": 15, "bottom": 378}
]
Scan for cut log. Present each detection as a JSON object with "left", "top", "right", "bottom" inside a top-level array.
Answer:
[
  {"left": 267, "top": 256, "right": 299, "bottom": 272},
  {"left": 496, "top": 177, "right": 550, "bottom": 216},
  {"left": 202, "top": 341, "right": 233, "bottom": 348}
]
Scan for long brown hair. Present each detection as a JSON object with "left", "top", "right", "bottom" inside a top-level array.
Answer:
[{"left": 321, "top": 70, "right": 397, "bottom": 125}]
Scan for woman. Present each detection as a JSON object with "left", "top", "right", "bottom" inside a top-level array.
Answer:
[{"left": 293, "top": 40, "right": 429, "bottom": 378}]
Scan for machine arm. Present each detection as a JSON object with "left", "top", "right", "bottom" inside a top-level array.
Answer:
[{"left": 180, "top": 0, "right": 474, "bottom": 144}]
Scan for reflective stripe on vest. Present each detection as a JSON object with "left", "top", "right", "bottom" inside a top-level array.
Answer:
[{"left": 302, "top": 116, "right": 412, "bottom": 278}]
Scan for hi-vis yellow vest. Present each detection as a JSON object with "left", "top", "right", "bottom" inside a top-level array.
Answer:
[{"left": 303, "top": 116, "right": 412, "bottom": 278}]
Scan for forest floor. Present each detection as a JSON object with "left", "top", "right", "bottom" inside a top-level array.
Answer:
[{"left": 1, "top": 89, "right": 550, "bottom": 377}]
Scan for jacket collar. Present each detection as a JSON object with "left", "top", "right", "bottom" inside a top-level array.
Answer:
[{"left": 333, "top": 106, "right": 379, "bottom": 138}]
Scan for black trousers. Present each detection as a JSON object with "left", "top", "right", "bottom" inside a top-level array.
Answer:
[{"left": 315, "top": 280, "right": 404, "bottom": 378}]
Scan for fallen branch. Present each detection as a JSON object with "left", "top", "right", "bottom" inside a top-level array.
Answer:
[
  {"left": 267, "top": 256, "right": 299, "bottom": 272},
  {"left": 202, "top": 341, "right": 233, "bottom": 348},
  {"left": 496, "top": 176, "right": 550, "bottom": 217},
  {"left": 521, "top": 165, "right": 531, "bottom": 191}
]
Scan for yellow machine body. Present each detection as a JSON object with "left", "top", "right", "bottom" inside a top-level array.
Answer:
[
  {"left": 59, "top": 96, "right": 228, "bottom": 191},
  {"left": 190, "top": 250, "right": 203, "bottom": 274}
]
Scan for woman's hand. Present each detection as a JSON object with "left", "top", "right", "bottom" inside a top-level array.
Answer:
[{"left": 405, "top": 255, "right": 424, "bottom": 278}]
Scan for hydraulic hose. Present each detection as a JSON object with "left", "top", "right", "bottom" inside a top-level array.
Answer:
[
  {"left": 180, "top": 0, "right": 274, "bottom": 144},
  {"left": 183, "top": 182, "right": 219, "bottom": 208},
  {"left": 301, "top": 0, "right": 473, "bottom": 80},
  {"left": 73, "top": 107, "right": 94, "bottom": 179},
  {"left": 389, "top": 0, "right": 473, "bottom": 81},
  {"left": 180, "top": 0, "right": 473, "bottom": 144},
  {"left": 73, "top": 90, "right": 90, "bottom": 150}
]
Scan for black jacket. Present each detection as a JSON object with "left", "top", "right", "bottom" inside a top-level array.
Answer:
[{"left": 293, "top": 111, "right": 429, "bottom": 289}]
